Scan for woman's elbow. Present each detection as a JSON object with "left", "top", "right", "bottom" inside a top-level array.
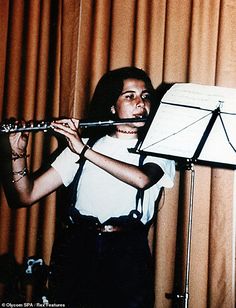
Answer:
[
  {"left": 135, "top": 175, "right": 153, "bottom": 190},
  {"left": 12, "top": 192, "right": 35, "bottom": 208},
  {"left": 7, "top": 197, "right": 32, "bottom": 209},
  {"left": 136, "top": 167, "right": 164, "bottom": 190}
]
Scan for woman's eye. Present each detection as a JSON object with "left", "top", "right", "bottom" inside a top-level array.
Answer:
[
  {"left": 125, "top": 94, "right": 135, "bottom": 100},
  {"left": 141, "top": 93, "right": 151, "bottom": 100}
]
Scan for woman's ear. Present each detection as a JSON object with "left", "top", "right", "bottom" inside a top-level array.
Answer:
[{"left": 110, "top": 105, "right": 116, "bottom": 114}]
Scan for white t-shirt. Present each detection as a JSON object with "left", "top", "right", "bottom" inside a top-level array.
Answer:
[{"left": 52, "top": 135, "right": 175, "bottom": 224}]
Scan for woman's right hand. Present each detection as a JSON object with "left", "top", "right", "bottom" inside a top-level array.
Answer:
[{"left": 51, "top": 118, "right": 85, "bottom": 155}]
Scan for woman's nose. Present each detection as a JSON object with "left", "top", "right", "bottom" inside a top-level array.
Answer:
[{"left": 136, "top": 96, "right": 145, "bottom": 107}]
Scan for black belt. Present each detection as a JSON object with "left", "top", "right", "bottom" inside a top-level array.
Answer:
[
  {"left": 69, "top": 208, "right": 145, "bottom": 234},
  {"left": 94, "top": 224, "right": 123, "bottom": 233}
]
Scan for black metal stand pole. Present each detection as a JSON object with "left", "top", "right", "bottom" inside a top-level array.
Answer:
[{"left": 183, "top": 164, "right": 195, "bottom": 308}]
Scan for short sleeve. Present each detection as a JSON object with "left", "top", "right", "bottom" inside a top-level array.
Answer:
[
  {"left": 51, "top": 147, "right": 80, "bottom": 186},
  {"left": 144, "top": 156, "right": 175, "bottom": 188}
]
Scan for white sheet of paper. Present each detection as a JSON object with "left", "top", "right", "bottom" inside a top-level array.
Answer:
[
  {"left": 199, "top": 113, "right": 236, "bottom": 165},
  {"left": 139, "top": 83, "right": 236, "bottom": 167},
  {"left": 162, "top": 83, "right": 236, "bottom": 113}
]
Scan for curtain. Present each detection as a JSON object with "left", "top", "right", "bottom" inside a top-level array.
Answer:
[{"left": 0, "top": 0, "right": 235, "bottom": 307}]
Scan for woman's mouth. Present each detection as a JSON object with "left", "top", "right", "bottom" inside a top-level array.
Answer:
[{"left": 133, "top": 113, "right": 147, "bottom": 119}]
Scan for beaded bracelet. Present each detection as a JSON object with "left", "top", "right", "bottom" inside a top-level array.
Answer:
[
  {"left": 76, "top": 145, "right": 91, "bottom": 163},
  {"left": 12, "top": 150, "right": 30, "bottom": 161},
  {"left": 80, "top": 145, "right": 91, "bottom": 159},
  {"left": 12, "top": 167, "right": 28, "bottom": 183}
]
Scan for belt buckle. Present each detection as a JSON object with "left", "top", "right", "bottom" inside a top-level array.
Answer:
[{"left": 102, "top": 225, "right": 115, "bottom": 232}]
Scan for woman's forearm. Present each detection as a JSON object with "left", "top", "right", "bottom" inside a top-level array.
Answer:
[
  {"left": 84, "top": 147, "right": 163, "bottom": 189},
  {"left": 11, "top": 153, "right": 33, "bottom": 206},
  {"left": 10, "top": 153, "right": 63, "bottom": 206}
]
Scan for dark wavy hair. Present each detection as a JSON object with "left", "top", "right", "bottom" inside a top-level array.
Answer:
[{"left": 84, "top": 67, "right": 157, "bottom": 138}]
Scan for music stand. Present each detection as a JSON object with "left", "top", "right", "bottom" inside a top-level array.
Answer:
[{"left": 130, "top": 83, "right": 236, "bottom": 307}]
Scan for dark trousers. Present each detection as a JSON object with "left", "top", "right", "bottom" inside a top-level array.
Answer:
[{"left": 49, "top": 215, "right": 155, "bottom": 308}]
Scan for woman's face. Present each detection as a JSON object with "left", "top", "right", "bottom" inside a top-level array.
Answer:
[{"left": 111, "top": 78, "right": 152, "bottom": 125}]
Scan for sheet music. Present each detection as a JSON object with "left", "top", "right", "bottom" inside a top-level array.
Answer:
[
  {"left": 162, "top": 83, "right": 236, "bottom": 113},
  {"left": 138, "top": 83, "right": 236, "bottom": 167},
  {"left": 140, "top": 104, "right": 212, "bottom": 158},
  {"left": 199, "top": 113, "right": 236, "bottom": 165}
]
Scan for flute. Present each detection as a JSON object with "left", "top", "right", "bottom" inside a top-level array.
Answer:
[{"left": 0, "top": 117, "right": 147, "bottom": 133}]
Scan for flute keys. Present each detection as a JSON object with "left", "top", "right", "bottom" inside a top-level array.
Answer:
[{"left": 0, "top": 120, "right": 52, "bottom": 133}]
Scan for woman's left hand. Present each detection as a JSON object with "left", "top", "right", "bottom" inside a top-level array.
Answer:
[{"left": 51, "top": 118, "right": 84, "bottom": 154}]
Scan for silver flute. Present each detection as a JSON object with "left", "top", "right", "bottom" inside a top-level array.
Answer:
[{"left": 0, "top": 117, "right": 147, "bottom": 133}]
